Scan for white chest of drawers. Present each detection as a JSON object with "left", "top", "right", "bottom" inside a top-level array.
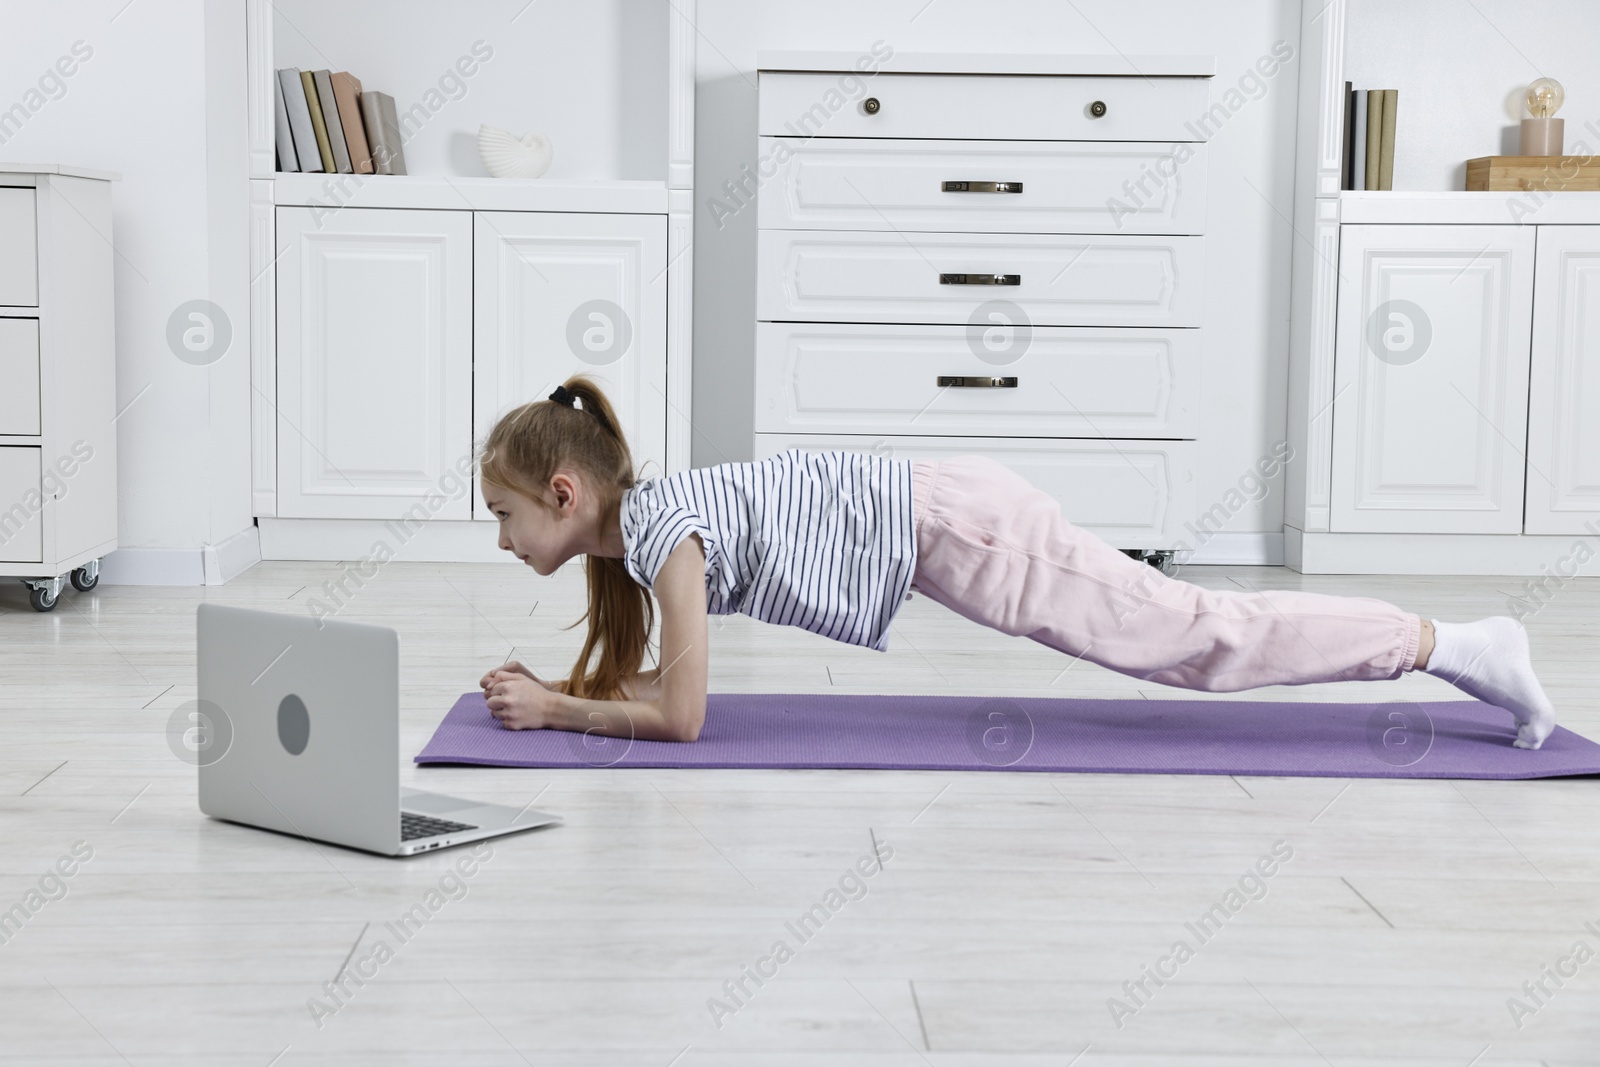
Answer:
[
  {"left": 0, "top": 165, "right": 118, "bottom": 611},
  {"left": 752, "top": 52, "right": 1213, "bottom": 553}
]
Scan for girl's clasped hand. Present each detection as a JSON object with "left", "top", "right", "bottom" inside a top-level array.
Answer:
[{"left": 479, "top": 661, "right": 563, "bottom": 731}]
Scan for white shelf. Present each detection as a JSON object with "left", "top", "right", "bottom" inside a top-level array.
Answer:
[
  {"left": 756, "top": 50, "right": 1216, "bottom": 77},
  {"left": 1339, "top": 190, "right": 1600, "bottom": 225},
  {"left": 268, "top": 173, "right": 670, "bottom": 214}
]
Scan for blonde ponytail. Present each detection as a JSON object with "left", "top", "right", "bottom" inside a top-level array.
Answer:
[{"left": 479, "top": 374, "right": 654, "bottom": 702}]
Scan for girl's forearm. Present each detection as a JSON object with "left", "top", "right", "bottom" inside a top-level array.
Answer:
[{"left": 546, "top": 690, "right": 694, "bottom": 742}]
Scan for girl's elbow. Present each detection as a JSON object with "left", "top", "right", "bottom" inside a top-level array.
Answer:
[{"left": 668, "top": 699, "right": 706, "bottom": 742}]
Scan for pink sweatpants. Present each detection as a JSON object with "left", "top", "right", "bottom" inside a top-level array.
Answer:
[{"left": 908, "top": 456, "right": 1421, "bottom": 691}]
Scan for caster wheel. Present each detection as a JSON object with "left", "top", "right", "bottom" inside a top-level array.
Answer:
[
  {"left": 71, "top": 566, "right": 99, "bottom": 592},
  {"left": 29, "top": 585, "right": 58, "bottom": 612},
  {"left": 1134, "top": 550, "right": 1178, "bottom": 577}
]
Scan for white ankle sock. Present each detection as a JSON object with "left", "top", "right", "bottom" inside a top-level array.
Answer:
[{"left": 1422, "top": 617, "right": 1556, "bottom": 750}]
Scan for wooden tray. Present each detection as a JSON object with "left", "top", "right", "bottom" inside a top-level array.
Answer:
[{"left": 1466, "top": 155, "right": 1600, "bottom": 191}]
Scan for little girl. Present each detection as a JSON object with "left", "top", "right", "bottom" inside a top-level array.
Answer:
[{"left": 477, "top": 375, "right": 1558, "bottom": 750}]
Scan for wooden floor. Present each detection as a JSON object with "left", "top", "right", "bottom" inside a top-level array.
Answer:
[{"left": 1, "top": 558, "right": 1597, "bottom": 1065}]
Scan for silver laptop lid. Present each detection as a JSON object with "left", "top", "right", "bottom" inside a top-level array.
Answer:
[{"left": 197, "top": 603, "right": 401, "bottom": 854}]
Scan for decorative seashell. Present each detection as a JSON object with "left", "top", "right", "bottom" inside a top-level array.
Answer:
[{"left": 478, "top": 124, "right": 553, "bottom": 178}]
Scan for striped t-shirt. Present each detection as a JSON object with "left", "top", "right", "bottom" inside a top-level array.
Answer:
[{"left": 617, "top": 449, "right": 918, "bottom": 652}]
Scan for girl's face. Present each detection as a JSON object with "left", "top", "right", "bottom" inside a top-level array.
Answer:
[{"left": 483, "top": 473, "right": 583, "bottom": 576}]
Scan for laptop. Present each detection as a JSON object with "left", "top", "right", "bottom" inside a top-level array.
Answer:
[{"left": 195, "top": 603, "right": 561, "bottom": 856}]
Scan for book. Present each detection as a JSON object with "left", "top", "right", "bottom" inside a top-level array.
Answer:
[
  {"left": 300, "top": 69, "right": 336, "bottom": 173},
  {"left": 377, "top": 93, "right": 407, "bottom": 176},
  {"left": 1377, "top": 88, "right": 1398, "bottom": 191},
  {"left": 312, "top": 69, "right": 352, "bottom": 174},
  {"left": 377, "top": 93, "right": 406, "bottom": 175},
  {"left": 1340, "top": 81, "right": 1354, "bottom": 190},
  {"left": 272, "top": 71, "right": 299, "bottom": 172},
  {"left": 359, "top": 92, "right": 390, "bottom": 175},
  {"left": 330, "top": 72, "right": 372, "bottom": 175},
  {"left": 1364, "top": 88, "right": 1385, "bottom": 192},
  {"left": 1351, "top": 89, "right": 1367, "bottom": 190},
  {"left": 277, "top": 67, "right": 321, "bottom": 173},
  {"left": 361, "top": 91, "right": 407, "bottom": 175}
]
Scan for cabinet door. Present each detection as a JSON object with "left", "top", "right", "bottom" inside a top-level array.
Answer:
[
  {"left": 1330, "top": 224, "right": 1533, "bottom": 533},
  {"left": 1525, "top": 226, "right": 1600, "bottom": 534},
  {"left": 472, "top": 212, "right": 667, "bottom": 516},
  {"left": 276, "top": 207, "right": 472, "bottom": 519}
]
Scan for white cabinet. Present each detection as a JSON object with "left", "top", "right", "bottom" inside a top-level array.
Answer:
[
  {"left": 275, "top": 207, "right": 473, "bottom": 520},
  {"left": 1526, "top": 225, "right": 1600, "bottom": 534},
  {"left": 753, "top": 54, "right": 1213, "bottom": 552},
  {"left": 1330, "top": 224, "right": 1534, "bottom": 534},
  {"left": 245, "top": 2, "right": 696, "bottom": 562},
  {"left": 272, "top": 205, "right": 669, "bottom": 526},
  {"left": 0, "top": 167, "right": 117, "bottom": 610},
  {"left": 1285, "top": 6, "right": 1600, "bottom": 575},
  {"left": 472, "top": 211, "right": 668, "bottom": 506}
]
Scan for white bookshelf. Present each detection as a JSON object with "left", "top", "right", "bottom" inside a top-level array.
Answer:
[
  {"left": 1284, "top": 0, "right": 1600, "bottom": 576},
  {"left": 241, "top": 0, "right": 695, "bottom": 559}
]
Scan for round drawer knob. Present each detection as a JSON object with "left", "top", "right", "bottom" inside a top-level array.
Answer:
[
  {"left": 863, "top": 96, "right": 881, "bottom": 115},
  {"left": 1089, "top": 100, "right": 1107, "bottom": 118}
]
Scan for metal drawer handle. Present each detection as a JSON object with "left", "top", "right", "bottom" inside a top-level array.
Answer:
[
  {"left": 941, "top": 180, "right": 1023, "bottom": 194},
  {"left": 939, "top": 273, "right": 1021, "bottom": 286},
  {"left": 937, "top": 375, "right": 1018, "bottom": 388}
]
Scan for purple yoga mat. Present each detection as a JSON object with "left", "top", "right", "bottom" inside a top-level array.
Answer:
[{"left": 414, "top": 691, "right": 1600, "bottom": 780}]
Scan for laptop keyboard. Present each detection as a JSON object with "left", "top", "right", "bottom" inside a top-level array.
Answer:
[{"left": 401, "top": 811, "right": 479, "bottom": 841}]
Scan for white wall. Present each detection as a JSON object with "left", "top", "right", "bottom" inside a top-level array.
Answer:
[
  {"left": 688, "top": 0, "right": 1306, "bottom": 558},
  {"left": 0, "top": 0, "right": 254, "bottom": 583},
  {"left": 1346, "top": 0, "right": 1600, "bottom": 191}
]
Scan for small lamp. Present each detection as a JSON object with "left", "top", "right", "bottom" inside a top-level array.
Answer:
[{"left": 1521, "top": 77, "right": 1565, "bottom": 156}]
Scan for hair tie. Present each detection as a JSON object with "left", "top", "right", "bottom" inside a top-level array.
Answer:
[{"left": 549, "top": 384, "right": 576, "bottom": 407}]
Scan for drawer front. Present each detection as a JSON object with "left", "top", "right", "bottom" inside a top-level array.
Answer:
[
  {"left": 758, "top": 72, "right": 1210, "bottom": 142},
  {"left": 754, "top": 432, "right": 1195, "bottom": 549},
  {"left": 0, "top": 446, "right": 43, "bottom": 563},
  {"left": 0, "top": 188, "right": 39, "bottom": 307},
  {"left": 757, "top": 230, "right": 1204, "bottom": 327},
  {"left": 0, "top": 318, "right": 41, "bottom": 435},
  {"left": 758, "top": 137, "right": 1206, "bottom": 235},
  {"left": 755, "top": 322, "right": 1197, "bottom": 438}
]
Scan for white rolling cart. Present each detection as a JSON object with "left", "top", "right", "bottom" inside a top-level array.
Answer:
[{"left": 0, "top": 164, "right": 118, "bottom": 611}]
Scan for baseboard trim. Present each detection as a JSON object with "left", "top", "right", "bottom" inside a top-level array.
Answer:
[
  {"left": 1178, "top": 531, "right": 1284, "bottom": 566},
  {"left": 203, "top": 524, "right": 262, "bottom": 585},
  {"left": 100, "top": 547, "right": 207, "bottom": 586},
  {"left": 1287, "top": 524, "right": 1600, "bottom": 575},
  {"left": 102, "top": 524, "right": 263, "bottom": 586},
  {"left": 259, "top": 517, "right": 518, "bottom": 563}
]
